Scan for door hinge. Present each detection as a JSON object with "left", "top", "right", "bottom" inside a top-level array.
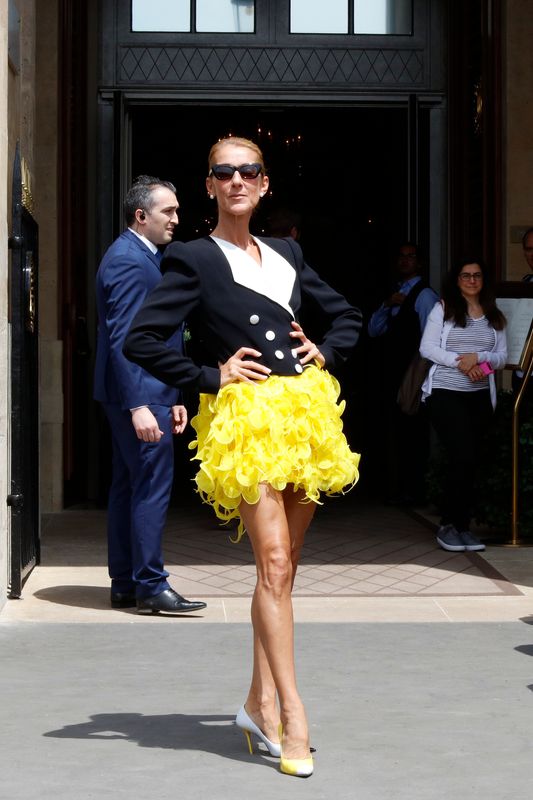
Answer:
[
  {"left": 6, "top": 494, "right": 24, "bottom": 508},
  {"left": 8, "top": 235, "right": 23, "bottom": 250}
]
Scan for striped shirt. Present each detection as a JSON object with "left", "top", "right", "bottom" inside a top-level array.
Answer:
[{"left": 432, "top": 316, "right": 496, "bottom": 392}]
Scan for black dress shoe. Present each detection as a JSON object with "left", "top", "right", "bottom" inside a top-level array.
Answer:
[
  {"left": 110, "top": 590, "right": 137, "bottom": 609},
  {"left": 136, "top": 588, "right": 207, "bottom": 615}
]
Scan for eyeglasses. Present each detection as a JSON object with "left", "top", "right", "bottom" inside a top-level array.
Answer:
[
  {"left": 459, "top": 272, "right": 483, "bottom": 282},
  {"left": 209, "top": 163, "right": 263, "bottom": 181}
]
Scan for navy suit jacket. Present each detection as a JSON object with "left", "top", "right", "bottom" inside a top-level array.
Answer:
[
  {"left": 94, "top": 229, "right": 181, "bottom": 410},
  {"left": 124, "top": 235, "right": 362, "bottom": 394}
]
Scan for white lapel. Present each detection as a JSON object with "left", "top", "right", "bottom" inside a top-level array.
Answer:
[{"left": 210, "top": 236, "right": 296, "bottom": 317}]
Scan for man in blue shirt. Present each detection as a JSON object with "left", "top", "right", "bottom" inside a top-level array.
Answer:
[
  {"left": 368, "top": 243, "right": 438, "bottom": 342},
  {"left": 368, "top": 242, "right": 438, "bottom": 505}
]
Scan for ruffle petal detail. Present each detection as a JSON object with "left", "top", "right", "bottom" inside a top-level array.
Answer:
[{"left": 189, "top": 366, "right": 360, "bottom": 541}]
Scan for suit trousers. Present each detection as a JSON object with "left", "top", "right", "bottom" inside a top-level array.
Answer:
[
  {"left": 102, "top": 403, "right": 174, "bottom": 599},
  {"left": 428, "top": 388, "right": 493, "bottom": 531}
]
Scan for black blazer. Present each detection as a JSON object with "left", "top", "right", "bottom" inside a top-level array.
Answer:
[{"left": 124, "top": 236, "right": 362, "bottom": 394}]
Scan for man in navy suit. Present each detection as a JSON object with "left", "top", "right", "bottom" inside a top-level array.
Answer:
[{"left": 94, "top": 176, "right": 206, "bottom": 615}]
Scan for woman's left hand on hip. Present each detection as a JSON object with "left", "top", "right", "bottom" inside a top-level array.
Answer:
[{"left": 289, "top": 321, "right": 325, "bottom": 368}]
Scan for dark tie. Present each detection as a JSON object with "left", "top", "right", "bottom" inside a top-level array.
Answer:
[{"left": 155, "top": 249, "right": 163, "bottom": 265}]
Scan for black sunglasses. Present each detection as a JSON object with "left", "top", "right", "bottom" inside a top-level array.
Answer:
[{"left": 209, "top": 163, "right": 263, "bottom": 181}]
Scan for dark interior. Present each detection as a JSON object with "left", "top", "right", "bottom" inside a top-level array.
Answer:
[
  {"left": 123, "top": 104, "right": 422, "bottom": 498},
  {"left": 131, "top": 104, "right": 409, "bottom": 302}
]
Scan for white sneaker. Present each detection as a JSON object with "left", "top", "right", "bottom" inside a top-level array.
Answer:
[
  {"left": 460, "top": 531, "right": 486, "bottom": 551},
  {"left": 436, "top": 525, "right": 466, "bottom": 552}
]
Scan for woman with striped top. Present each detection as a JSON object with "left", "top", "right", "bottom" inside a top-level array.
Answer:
[{"left": 420, "top": 257, "right": 507, "bottom": 552}]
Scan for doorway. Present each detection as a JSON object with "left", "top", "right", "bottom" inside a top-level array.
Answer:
[
  {"left": 120, "top": 102, "right": 429, "bottom": 498},
  {"left": 90, "top": 102, "right": 436, "bottom": 502}
]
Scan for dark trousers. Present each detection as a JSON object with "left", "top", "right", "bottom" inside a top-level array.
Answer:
[
  {"left": 102, "top": 403, "right": 174, "bottom": 599},
  {"left": 428, "top": 389, "right": 493, "bottom": 531}
]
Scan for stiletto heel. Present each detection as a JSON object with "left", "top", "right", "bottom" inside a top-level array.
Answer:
[
  {"left": 242, "top": 729, "right": 253, "bottom": 755},
  {"left": 235, "top": 705, "right": 281, "bottom": 757},
  {"left": 279, "top": 723, "right": 314, "bottom": 778}
]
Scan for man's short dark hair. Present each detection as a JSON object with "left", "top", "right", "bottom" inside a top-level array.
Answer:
[
  {"left": 522, "top": 227, "right": 533, "bottom": 247},
  {"left": 124, "top": 175, "right": 177, "bottom": 225}
]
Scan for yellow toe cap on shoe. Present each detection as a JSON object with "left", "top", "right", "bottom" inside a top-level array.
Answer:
[{"left": 279, "top": 757, "right": 314, "bottom": 777}]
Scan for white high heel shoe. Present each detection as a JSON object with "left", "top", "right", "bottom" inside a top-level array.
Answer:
[{"left": 235, "top": 705, "right": 281, "bottom": 757}]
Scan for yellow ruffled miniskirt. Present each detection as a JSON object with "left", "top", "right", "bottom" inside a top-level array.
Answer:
[{"left": 189, "top": 365, "right": 360, "bottom": 541}]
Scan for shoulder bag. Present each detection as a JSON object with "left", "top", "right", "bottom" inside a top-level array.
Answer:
[{"left": 396, "top": 352, "right": 431, "bottom": 415}]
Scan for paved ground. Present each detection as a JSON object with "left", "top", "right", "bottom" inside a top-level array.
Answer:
[
  {"left": 1, "top": 497, "right": 533, "bottom": 799},
  {"left": 3, "top": 496, "right": 533, "bottom": 623},
  {"left": 1, "top": 621, "right": 533, "bottom": 800}
]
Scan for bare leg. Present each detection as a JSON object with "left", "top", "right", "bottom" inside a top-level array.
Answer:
[
  {"left": 282, "top": 487, "right": 317, "bottom": 582},
  {"left": 243, "top": 600, "right": 280, "bottom": 744},
  {"left": 244, "top": 488, "right": 317, "bottom": 741},
  {"left": 240, "top": 485, "right": 316, "bottom": 759},
  {"left": 243, "top": 489, "right": 316, "bottom": 740}
]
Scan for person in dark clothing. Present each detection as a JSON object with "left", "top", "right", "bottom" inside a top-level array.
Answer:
[
  {"left": 94, "top": 176, "right": 207, "bottom": 615},
  {"left": 420, "top": 256, "right": 507, "bottom": 552},
  {"left": 267, "top": 207, "right": 302, "bottom": 241},
  {"left": 368, "top": 243, "right": 438, "bottom": 504}
]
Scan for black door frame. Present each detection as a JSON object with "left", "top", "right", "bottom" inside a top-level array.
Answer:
[{"left": 7, "top": 144, "right": 40, "bottom": 596}]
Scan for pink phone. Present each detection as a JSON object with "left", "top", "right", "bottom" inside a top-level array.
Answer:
[{"left": 479, "top": 361, "right": 494, "bottom": 376}]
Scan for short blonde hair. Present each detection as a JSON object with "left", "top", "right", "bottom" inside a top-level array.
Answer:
[{"left": 208, "top": 137, "right": 265, "bottom": 172}]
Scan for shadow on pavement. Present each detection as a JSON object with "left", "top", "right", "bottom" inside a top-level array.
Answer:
[{"left": 43, "top": 712, "right": 279, "bottom": 768}]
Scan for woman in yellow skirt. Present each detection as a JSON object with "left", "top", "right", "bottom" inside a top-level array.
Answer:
[{"left": 125, "top": 137, "right": 362, "bottom": 777}]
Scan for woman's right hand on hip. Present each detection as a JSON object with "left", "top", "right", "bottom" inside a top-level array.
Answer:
[{"left": 219, "top": 347, "right": 271, "bottom": 387}]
